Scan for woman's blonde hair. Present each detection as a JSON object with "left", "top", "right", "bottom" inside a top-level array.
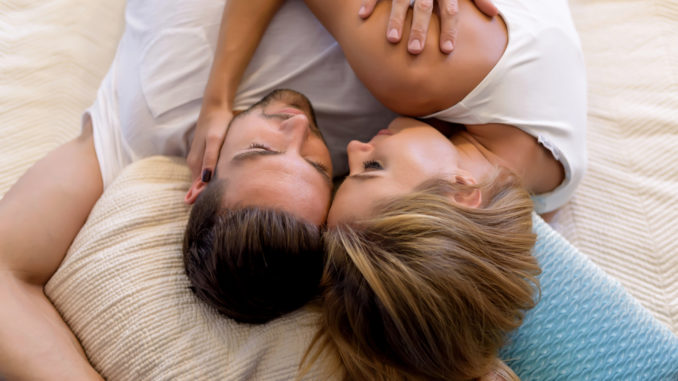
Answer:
[{"left": 302, "top": 174, "right": 540, "bottom": 380}]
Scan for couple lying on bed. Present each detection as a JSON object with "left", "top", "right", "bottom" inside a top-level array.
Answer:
[{"left": 0, "top": 0, "right": 585, "bottom": 379}]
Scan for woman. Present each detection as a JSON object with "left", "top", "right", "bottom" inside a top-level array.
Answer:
[
  {"left": 190, "top": 0, "right": 585, "bottom": 380},
  {"left": 303, "top": 1, "right": 585, "bottom": 379}
]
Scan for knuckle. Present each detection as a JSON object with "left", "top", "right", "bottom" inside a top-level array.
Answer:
[
  {"left": 206, "top": 131, "right": 223, "bottom": 144},
  {"left": 187, "top": 156, "right": 199, "bottom": 168},
  {"left": 410, "top": 25, "right": 428, "bottom": 36},
  {"left": 440, "top": 30, "right": 457, "bottom": 41},
  {"left": 440, "top": 1, "right": 459, "bottom": 16},
  {"left": 389, "top": 19, "right": 403, "bottom": 31},
  {"left": 415, "top": 0, "right": 434, "bottom": 12}
]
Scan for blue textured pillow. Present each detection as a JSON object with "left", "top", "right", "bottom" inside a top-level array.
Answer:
[{"left": 500, "top": 215, "right": 678, "bottom": 380}]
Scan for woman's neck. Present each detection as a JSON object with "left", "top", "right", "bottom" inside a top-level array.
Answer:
[{"left": 457, "top": 124, "right": 565, "bottom": 195}]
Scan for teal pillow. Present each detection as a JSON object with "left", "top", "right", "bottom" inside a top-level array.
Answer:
[{"left": 501, "top": 215, "right": 678, "bottom": 380}]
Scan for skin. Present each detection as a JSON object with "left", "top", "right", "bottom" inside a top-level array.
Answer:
[
  {"left": 303, "top": 0, "right": 508, "bottom": 116},
  {"left": 328, "top": 117, "right": 487, "bottom": 225},
  {"left": 0, "top": 122, "right": 104, "bottom": 380},
  {"left": 359, "top": 0, "right": 499, "bottom": 55},
  {"left": 213, "top": 91, "right": 333, "bottom": 225},
  {"left": 185, "top": 90, "right": 333, "bottom": 225}
]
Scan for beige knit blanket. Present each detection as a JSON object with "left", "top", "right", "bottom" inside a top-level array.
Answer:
[{"left": 2, "top": 0, "right": 677, "bottom": 378}]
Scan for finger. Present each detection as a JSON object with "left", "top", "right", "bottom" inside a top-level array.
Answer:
[
  {"left": 359, "top": 0, "right": 378, "bottom": 19},
  {"left": 387, "top": 0, "right": 411, "bottom": 43},
  {"left": 474, "top": 0, "right": 499, "bottom": 17},
  {"left": 438, "top": 0, "right": 459, "bottom": 54},
  {"left": 200, "top": 127, "right": 228, "bottom": 183},
  {"left": 186, "top": 135, "right": 205, "bottom": 181},
  {"left": 407, "top": 0, "right": 434, "bottom": 54}
]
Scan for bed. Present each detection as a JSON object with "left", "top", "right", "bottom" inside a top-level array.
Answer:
[{"left": 1, "top": 0, "right": 677, "bottom": 379}]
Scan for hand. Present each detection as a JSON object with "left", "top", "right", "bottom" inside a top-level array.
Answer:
[
  {"left": 358, "top": 0, "right": 499, "bottom": 55},
  {"left": 186, "top": 107, "right": 233, "bottom": 186}
]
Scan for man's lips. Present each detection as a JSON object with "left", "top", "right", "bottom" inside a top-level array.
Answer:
[{"left": 376, "top": 129, "right": 393, "bottom": 136}]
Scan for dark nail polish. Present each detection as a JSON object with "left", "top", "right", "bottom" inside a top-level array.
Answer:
[{"left": 201, "top": 169, "right": 212, "bottom": 182}]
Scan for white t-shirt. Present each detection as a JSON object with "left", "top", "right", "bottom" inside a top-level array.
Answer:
[
  {"left": 424, "top": 0, "right": 588, "bottom": 212},
  {"left": 87, "top": 0, "right": 396, "bottom": 188}
]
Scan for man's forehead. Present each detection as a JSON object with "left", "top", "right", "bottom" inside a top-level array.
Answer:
[
  {"left": 220, "top": 157, "right": 332, "bottom": 225},
  {"left": 225, "top": 153, "right": 330, "bottom": 191}
]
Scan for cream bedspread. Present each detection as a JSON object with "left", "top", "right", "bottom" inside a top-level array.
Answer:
[{"left": 1, "top": 0, "right": 676, "bottom": 349}]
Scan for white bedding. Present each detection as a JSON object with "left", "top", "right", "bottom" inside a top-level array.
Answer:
[{"left": 1, "top": 0, "right": 677, "bottom": 368}]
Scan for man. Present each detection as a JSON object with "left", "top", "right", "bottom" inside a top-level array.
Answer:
[
  {"left": 0, "top": 1, "right": 393, "bottom": 378},
  {"left": 0, "top": 0, "right": 493, "bottom": 379}
]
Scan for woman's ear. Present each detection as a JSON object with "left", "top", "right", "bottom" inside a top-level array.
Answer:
[
  {"left": 451, "top": 174, "right": 482, "bottom": 208},
  {"left": 184, "top": 177, "right": 208, "bottom": 204}
]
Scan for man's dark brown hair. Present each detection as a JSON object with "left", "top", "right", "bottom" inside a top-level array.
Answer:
[{"left": 182, "top": 179, "right": 325, "bottom": 324}]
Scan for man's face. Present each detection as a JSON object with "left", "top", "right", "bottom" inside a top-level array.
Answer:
[{"left": 214, "top": 90, "right": 333, "bottom": 225}]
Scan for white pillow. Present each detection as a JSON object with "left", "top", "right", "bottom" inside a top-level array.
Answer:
[{"left": 45, "top": 156, "right": 328, "bottom": 380}]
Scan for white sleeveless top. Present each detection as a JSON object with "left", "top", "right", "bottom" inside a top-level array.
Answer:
[{"left": 424, "top": 0, "right": 587, "bottom": 212}]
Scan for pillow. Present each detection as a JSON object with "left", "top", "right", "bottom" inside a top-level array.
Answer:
[
  {"left": 46, "top": 156, "right": 678, "bottom": 380},
  {"left": 501, "top": 216, "right": 678, "bottom": 380},
  {"left": 45, "top": 156, "right": 328, "bottom": 380}
]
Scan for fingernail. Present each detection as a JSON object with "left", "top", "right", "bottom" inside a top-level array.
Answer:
[
  {"left": 359, "top": 5, "right": 366, "bottom": 15},
  {"left": 388, "top": 28, "right": 399, "bottom": 41},
  {"left": 201, "top": 169, "right": 212, "bottom": 182},
  {"left": 409, "top": 39, "right": 422, "bottom": 52},
  {"left": 442, "top": 40, "right": 454, "bottom": 52}
]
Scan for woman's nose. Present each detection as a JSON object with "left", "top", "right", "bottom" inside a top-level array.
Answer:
[
  {"left": 347, "top": 140, "right": 373, "bottom": 153},
  {"left": 346, "top": 140, "right": 373, "bottom": 173}
]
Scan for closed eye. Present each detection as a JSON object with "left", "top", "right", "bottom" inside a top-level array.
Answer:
[
  {"left": 249, "top": 142, "right": 273, "bottom": 151},
  {"left": 363, "top": 160, "right": 383, "bottom": 171}
]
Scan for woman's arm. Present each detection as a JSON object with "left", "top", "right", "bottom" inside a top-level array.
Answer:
[
  {"left": 0, "top": 125, "right": 103, "bottom": 380},
  {"left": 359, "top": 0, "right": 498, "bottom": 54},
  {"left": 303, "top": 0, "right": 506, "bottom": 117},
  {"left": 186, "top": 0, "right": 284, "bottom": 192}
]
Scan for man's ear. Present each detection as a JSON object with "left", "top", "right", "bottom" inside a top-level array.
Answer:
[
  {"left": 451, "top": 174, "right": 483, "bottom": 208},
  {"left": 184, "top": 177, "right": 208, "bottom": 205}
]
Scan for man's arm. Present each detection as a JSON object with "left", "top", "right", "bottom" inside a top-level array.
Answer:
[
  {"left": 0, "top": 123, "right": 103, "bottom": 380},
  {"left": 186, "top": 0, "right": 285, "bottom": 193}
]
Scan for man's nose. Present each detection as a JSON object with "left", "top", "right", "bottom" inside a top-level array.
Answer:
[{"left": 280, "top": 114, "right": 310, "bottom": 149}]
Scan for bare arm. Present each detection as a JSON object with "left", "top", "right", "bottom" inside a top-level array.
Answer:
[
  {"left": 359, "top": 0, "right": 498, "bottom": 54},
  {"left": 303, "top": 0, "right": 506, "bottom": 117},
  {"left": 0, "top": 123, "right": 103, "bottom": 380},
  {"left": 186, "top": 0, "right": 285, "bottom": 198}
]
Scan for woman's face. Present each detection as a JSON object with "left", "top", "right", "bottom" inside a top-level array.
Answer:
[{"left": 328, "top": 117, "right": 462, "bottom": 226}]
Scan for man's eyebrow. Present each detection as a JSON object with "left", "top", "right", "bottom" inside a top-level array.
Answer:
[
  {"left": 231, "top": 150, "right": 282, "bottom": 163},
  {"left": 305, "top": 159, "right": 332, "bottom": 187},
  {"left": 231, "top": 150, "right": 333, "bottom": 187}
]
